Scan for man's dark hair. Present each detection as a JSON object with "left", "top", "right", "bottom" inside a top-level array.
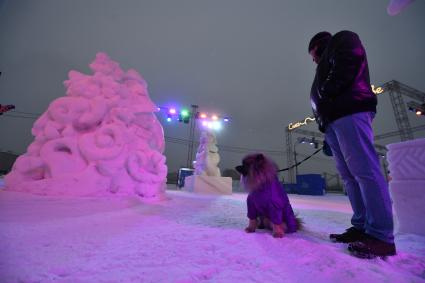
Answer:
[{"left": 308, "top": 31, "right": 332, "bottom": 56}]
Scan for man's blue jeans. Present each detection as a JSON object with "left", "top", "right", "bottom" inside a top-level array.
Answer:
[{"left": 325, "top": 112, "right": 394, "bottom": 244}]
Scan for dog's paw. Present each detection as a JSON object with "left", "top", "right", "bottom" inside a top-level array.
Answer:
[
  {"left": 245, "top": 227, "right": 256, "bottom": 233},
  {"left": 272, "top": 231, "right": 284, "bottom": 238}
]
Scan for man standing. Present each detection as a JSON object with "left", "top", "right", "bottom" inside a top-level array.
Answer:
[{"left": 308, "top": 31, "right": 395, "bottom": 258}]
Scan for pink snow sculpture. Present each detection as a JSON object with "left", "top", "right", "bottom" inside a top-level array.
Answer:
[{"left": 5, "top": 53, "right": 168, "bottom": 200}]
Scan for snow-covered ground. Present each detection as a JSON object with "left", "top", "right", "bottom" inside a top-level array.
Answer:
[{"left": 0, "top": 186, "right": 424, "bottom": 283}]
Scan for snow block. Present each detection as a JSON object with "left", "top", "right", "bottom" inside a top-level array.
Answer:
[
  {"left": 390, "top": 180, "right": 425, "bottom": 236},
  {"left": 183, "top": 175, "right": 232, "bottom": 195},
  {"left": 387, "top": 138, "right": 425, "bottom": 181},
  {"left": 387, "top": 138, "right": 425, "bottom": 236}
]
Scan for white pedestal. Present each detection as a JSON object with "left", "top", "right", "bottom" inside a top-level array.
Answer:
[
  {"left": 390, "top": 180, "right": 425, "bottom": 236},
  {"left": 183, "top": 175, "right": 232, "bottom": 195},
  {"left": 387, "top": 138, "right": 425, "bottom": 181},
  {"left": 387, "top": 138, "right": 425, "bottom": 236}
]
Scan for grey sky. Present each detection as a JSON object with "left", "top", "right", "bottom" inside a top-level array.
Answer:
[{"left": 0, "top": 0, "right": 424, "bottom": 178}]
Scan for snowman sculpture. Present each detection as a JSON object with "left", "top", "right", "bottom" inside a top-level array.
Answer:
[
  {"left": 194, "top": 130, "right": 221, "bottom": 177},
  {"left": 184, "top": 130, "right": 232, "bottom": 195}
]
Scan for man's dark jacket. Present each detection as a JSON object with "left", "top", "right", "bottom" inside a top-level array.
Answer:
[{"left": 310, "top": 30, "right": 377, "bottom": 133}]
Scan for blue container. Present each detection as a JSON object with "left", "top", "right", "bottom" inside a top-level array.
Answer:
[
  {"left": 296, "top": 174, "right": 326, "bottom": 195},
  {"left": 177, "top": 168, "right": 195, "bottom": 188},
  {"left": 283, "top": 183, "right": 298, "bottom": 194}
]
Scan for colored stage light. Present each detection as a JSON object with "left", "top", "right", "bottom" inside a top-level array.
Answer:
[
  {"left": 200, "top": 113, "right": 207, "bottom": 119},
  {"left": 223, "top": 117, "right": 230, "bottom": 122},
  {"left": 213, "top": 121, "right": 222, "bottom": 130},
  {"left": 407, "top": 102, "right": 425, "bottom": 117},
  {"left": 212, "top": 115, "right": 218, "bottom": 121},
  {"left": 181, "top": 109, "right": 189, "bottom": 117},
  {"left": 169, "top": 108, "right": 176, "bottom": 114}
]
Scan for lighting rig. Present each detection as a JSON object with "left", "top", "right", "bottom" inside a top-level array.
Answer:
[
  {"left": 407, "top": 101, "right": 425, "bottom": 117},
  {"left": 157, "top": 106, "right": 230, "bottom": 130}
]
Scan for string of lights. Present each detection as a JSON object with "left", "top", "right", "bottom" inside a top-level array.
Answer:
[
  {"left": 1, "top": 112, "right": 281, "bottom": 156},
  {"left": 165, "top": 136, "right": 286, "bottom": 156},
  {"left": 11, "top": 110, "right": 41, "bottom": 116},
  {"left": 2, "top": 113, "right": 38, "bottom": 120},
  {"left": 2, "top": 111, "right": 326, "bottom": 159},
  {"left": 297, "top": 152, "right": 334, "bottom": 162}
]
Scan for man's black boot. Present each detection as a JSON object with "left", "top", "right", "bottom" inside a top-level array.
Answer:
[
  {"left": 348, "top": 234, "right": 396, "bottom": 259},
  {"left": 330, "top": 227, "right": 366, "bottom": 243}
]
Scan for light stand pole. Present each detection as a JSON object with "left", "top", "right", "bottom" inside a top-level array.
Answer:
[
  {"left": 186, "top": 104, "right": 198, "bottom": 168},
  {"left": 293, "top": 141, "right": 302, "bottom": 177},
  {"left": 294, "top": 147, "right": 299, "bottom": 177},
  {"left": 293, "top": 137, "right": 305, "bottom": 178}
]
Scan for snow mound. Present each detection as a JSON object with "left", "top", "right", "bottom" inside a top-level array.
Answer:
[
  {"left": 0, "top": 190, "right": 424, "bottom": 282},
  {"left": 5, "top": 53, "right": 167, "bottom": 199}
]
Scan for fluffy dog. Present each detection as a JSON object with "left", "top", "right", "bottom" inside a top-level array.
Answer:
[{"left": 236, "top": 153, "right": 301, "bottom": 238}]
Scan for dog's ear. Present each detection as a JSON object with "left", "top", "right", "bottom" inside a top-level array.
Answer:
[
  {"left": 254, "top": 154, "right": 265, "bottom": 170},
  {"left": 235, "top": 165, "right": 249, "bottom": 176}
]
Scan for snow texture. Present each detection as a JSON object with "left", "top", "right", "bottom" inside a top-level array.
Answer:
[
  {"left": 4, "top": 53, "right": 167, "bottom": 200},
  {"left": 194, "top": 130, "right": 221, "bottom": 177},
  {"left": 387, "top": 138, "right": 425, "bottom": 181},
  {"left": 387, "top": 138, "right": 425, "bottom": 236},
  {"left": 0, "top": 188, "right": 424, "bottom": 282}
]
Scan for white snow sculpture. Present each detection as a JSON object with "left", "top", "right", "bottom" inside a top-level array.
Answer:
[
  {"left": 183, "top": 130, "right": 232, "bottom": 195},
  {"left": 5, "top": 53, "right": 167, "bottom": 200},
  {"left": 194, "top": 130, "right": 221, "bottom": 177},
  {"left": 387, "top": 138, "right": 425, "bottom": 236}
]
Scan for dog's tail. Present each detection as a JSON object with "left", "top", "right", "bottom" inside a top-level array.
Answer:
[{"left": 295, "top": 214, "right": 304, "bottom": 231}]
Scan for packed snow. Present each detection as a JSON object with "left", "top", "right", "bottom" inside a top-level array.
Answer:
[
  {"left": 387, "top": 138, "right": 425, "bottom": 236},
  {"left": 1, "top": 186, "right": 424, "bottom": 282},
  {"left": 5, "top": 53, "right": 167, "bottom": 200}
]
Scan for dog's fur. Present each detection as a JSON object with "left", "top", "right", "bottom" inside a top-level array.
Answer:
[
  {"left": 240, "top": 153, "right": 302, "bottom": 238},
  {"left": 240, "top": 153, "right": 278, "bottom": 193}
]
